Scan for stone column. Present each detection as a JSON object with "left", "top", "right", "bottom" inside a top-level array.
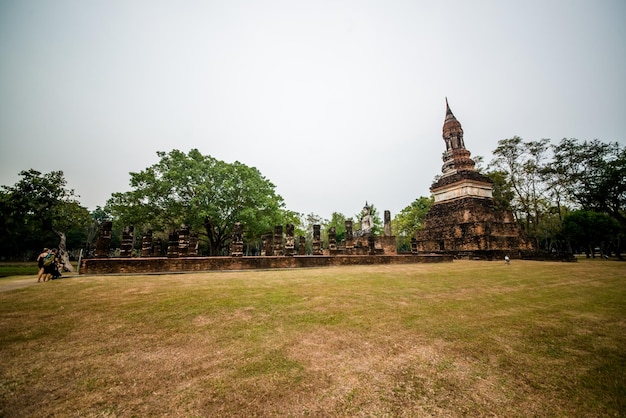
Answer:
[
  {"left": 368, "top": 235, "right": 376, "bottom": 255},
  {"left": 384, "top": 210, "right": 392, "bottom": 236},
  {"left": 312, "top": 224, "right": 322, "bottom": 255},
  {"left": 119, "top": 226, "right": 134, "bottom": 258},
  {"left": 273, "top": 225, "right": 284, "bottom": 256},
  {"left": 189, "top": 232, "right": 199, "bottom": 256},
  {"left": 328, "top": 227, "right": 337, "bottom": 250},
  {"left": 298, "top": 236, "right": 306, "bottom": 255},
  {"left": 262, "top": 233, "right": 273, "bottom": 256},
  {"left": 94, "top": 221, "right": 112, "bottom": 258},
  {"left": 285, "top": 224, "right": 295, "bottom": 256},
  {"left": 411, "top": 237, "right": 418, "bottom": 254},
  {"left": 141, "top": 230, "right": 152, "bottom": 257},
  {"left": 178, "top": 226, "right": 190, "bottom": 257},
  {"left": 230, "top": 222, "right": 244, "bottom": 257},
  {"left": 345, "top": 220, "right": 354, "bottom": 251},
  {"left": 167, "top": 232, "right": 179, "bottom": 258},
  {"left": 152, "top": 238, "right": 162, "bottom": 256}
]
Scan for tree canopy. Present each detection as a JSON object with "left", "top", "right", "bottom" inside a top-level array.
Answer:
[
  {"left": 325, "top": 212, "right": 347, "bottom": 244},
  {"left": 488, "top": 137, "right": 551, "bottom": 247},
  {"left": 548, "top": 138, "right": 626, "bottom": 229},
  {"left": 0, "top": 169, "right": 91, "bottom": 267},
  {"left": 392, "top": 196, "right": 434, "bottom": 250},
  {"left": 486, "top": 137, "right": 625, "bottom": 255},
  {"left": 561, "top": 210, "right": 621, "bottom": 257},
  {"left": 105, "top": 149, "right": 287, "bottom": 255}
]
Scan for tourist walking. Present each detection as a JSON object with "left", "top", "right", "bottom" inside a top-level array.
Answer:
[
  {"left": 41, "top": 248, "right": 57, "bottom": 282},
  {"left": 36, "top": 248, "right": 50, "bottom": 282}
]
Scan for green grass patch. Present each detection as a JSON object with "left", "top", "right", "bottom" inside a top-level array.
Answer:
[
  {"left": 0, "top": 259, "right": 624, "bottom": 416},
  {"left": 0, "top": 263, "right": 38, "bottom": 277}
]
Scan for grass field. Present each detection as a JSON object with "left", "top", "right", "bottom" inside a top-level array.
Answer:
[
  {"left": 0, "top": 263, "right": 39, "bottom": 277},
  {"left": 0, "top": 262, "right": 80, "bottom": 278},
  {"left": 0, "top": 259, "right": 624, "bottom": 417}
]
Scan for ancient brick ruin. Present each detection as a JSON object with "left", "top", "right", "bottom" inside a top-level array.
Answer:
[
  {"left": 81, "top": 215, "right": 447, "bottom": 274},
  {"left": 81, "top": 98, "right": 540, "bottom": 273},
  {"left": 82, "top": 202, "right": 428, "bottom": 274},
  {"left": 94, "top": 221, "right": 112, "bottom": 258},
  {"left": 414, "top": 99, "right": 533, "bottom": 259}
]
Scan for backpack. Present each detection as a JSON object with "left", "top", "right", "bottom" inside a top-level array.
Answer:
[{"left": 43, "top": 253, "right": 54, "bottom": 267}]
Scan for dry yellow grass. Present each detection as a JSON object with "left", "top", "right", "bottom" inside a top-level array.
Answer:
[{"left": 0, "top": 259, "right": 624, "bottom": 417}]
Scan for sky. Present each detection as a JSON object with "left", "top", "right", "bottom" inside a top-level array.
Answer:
[{"left": 1, "top": 0, "right": 625, "bottom": 222}]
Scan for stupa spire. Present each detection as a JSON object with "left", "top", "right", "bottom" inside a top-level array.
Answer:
[
  {"left": 445, "top": 97, "right": 453, "bottom": 116},
  {"left": 439, "top": 98, "right": 475, "bottom": 176},
  {"left": 442, "top": 98, "right": 464, "bottom": 150}
]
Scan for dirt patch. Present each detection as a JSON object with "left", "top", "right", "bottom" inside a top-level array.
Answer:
[{"left": 0, "top": 277, "right": 40, "bottom": 292}]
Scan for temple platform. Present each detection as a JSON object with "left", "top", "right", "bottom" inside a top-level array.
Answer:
[{"left": 80, "top": 254, "right": 452, "bottom": 275}]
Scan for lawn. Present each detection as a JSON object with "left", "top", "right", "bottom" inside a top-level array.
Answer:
[
  {"left": 0, "top": 262, "right": 39, "bottom": 277},
  {"left": 0, "top": 259, "right": 624, "bottom": 417},
  {"left": 0, "top": 262, "right": 79, "bottom": 278}
]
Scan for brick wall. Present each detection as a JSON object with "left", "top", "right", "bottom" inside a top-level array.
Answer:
[{"left": 80, "top": 254, "right": 451, "bottom": 275}]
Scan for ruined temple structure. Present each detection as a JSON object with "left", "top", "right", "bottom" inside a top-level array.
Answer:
[
  {"left": 84, "top": 218, "right": 447, "bottom": 274},
  {"left": 230, "top": 222, "right": 244, "bottom": 257},
  {"left": 94, "top": 221, "right": 112, "bottom": 258},
  {"left": 141, "top": 230, "right": 153, "bottom": 257},
  {"left": 178, "top": 226, "right": 190, "bottom": 257},
  {"left": 344, "top": 220, "right": 354, "bottom": 252},
  {"left": 152, "top": 238, "right": 162, "bottom": 257},
  {"left": 312, "top": 225, "right": 322, "bottom": 255},
  {"left": 261, "top": 233, "right": 272, "bottom": 256},
  {"left": 415, "top": 99, "right": 533, "bottom": 259},
  {"left": 119, "top": 226, "right": 134, "bottom": 258},
  {"left": 188, "top": 232, "right": 199, "bottom": 256},
  {"left": 328, "top": 227, "right": 337, "bottom": 250},
  {"left": 273, "top": 225, "right": 284, "bottom": 256},
  {"left": 167, "top": 231, "right": 179, "bottom": 258},
  {"left": 284, "top": 224, "right": 295, "bottom": 256},
  {"left": 298, "top": 236, "right": 306, "bottom": 255}
]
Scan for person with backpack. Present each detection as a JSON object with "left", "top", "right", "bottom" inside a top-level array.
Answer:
[
  {"left": 41, "top": 248, "right": 57, "bottom": 282},
  {"left": 36, "top": 248, "right": 50, "bottom": 282},
  {"left": 50, "top": 251, "right": 62, "bottom": 280}
]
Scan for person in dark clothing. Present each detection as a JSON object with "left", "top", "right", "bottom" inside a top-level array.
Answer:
[
  {"left": 37, "top": 248, "right": 50, "bottom": 283},
  {"left": 42, "top": 248, "right": 58, "bottom": 282}
]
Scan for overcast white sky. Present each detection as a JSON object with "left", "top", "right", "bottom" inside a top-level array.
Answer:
[{"left": 1, "top": 0, "right": 624, "bottom": 221}]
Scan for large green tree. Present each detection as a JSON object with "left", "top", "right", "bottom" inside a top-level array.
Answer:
[
  {"left": 300, "top": 212, "right": 327, "bottom": 254},
  {"left": 561, "top": 210, "right": 621, "bottom": 257},
  {"left": 392, "top": 196, "right": 434, "bottom": 251},
  {"left": 324, "top": 212, "right": 347, "bottom": 244},
  {"left": 0, "top": 169, "right": 91, "bottom": 268},
  {"left": 489, "top": 137, "right": 551, "bottom": 248},
  {"left": 549, "top": 138, "right": 626, "bottom": 230},
  {"left": 106, "top": 149, "right": 287, "bottom": 255},
  {"left": 487, "top": 137, "right": 625, "bottom": 254}
]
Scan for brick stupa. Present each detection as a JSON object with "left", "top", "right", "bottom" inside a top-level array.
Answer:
[{"left": 414, "top": 99, "right": 533, "bottom": 259}]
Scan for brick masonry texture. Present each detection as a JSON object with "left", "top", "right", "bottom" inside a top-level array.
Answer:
[{"left": 81, "top": 254, "right": 452, "bottom": 275}]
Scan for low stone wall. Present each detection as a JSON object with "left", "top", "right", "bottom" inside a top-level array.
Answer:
[{"left": 80, "top": 254, "right": 452, "bottom": 275}]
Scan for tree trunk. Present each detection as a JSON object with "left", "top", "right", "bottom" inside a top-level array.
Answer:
[
  {"left": 204, "top": 217, "right": 231, "bottom": 256},
  {"left": 53, "top": 229, "right": 74, "bottom": 272},
  {"left": 204, "top": 217, "right": 219, "bottom": 256}
]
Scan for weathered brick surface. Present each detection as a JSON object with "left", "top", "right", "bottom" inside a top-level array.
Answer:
[
  {"left": 80, "top": 254, "right": 451, "bottom": 275},
  {"left": 380, "top": 236, "right": 398, "bottom": 255},
  {"left": 414, "top": 100, "right": 534, "bottom": 260},
  {"left": 415, "top": 197, "right": 533, "bottom": 258}
]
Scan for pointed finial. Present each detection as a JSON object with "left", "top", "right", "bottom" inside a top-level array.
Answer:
[{"left": 445, "top": 97, "right": 453, "bottom": 116}]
